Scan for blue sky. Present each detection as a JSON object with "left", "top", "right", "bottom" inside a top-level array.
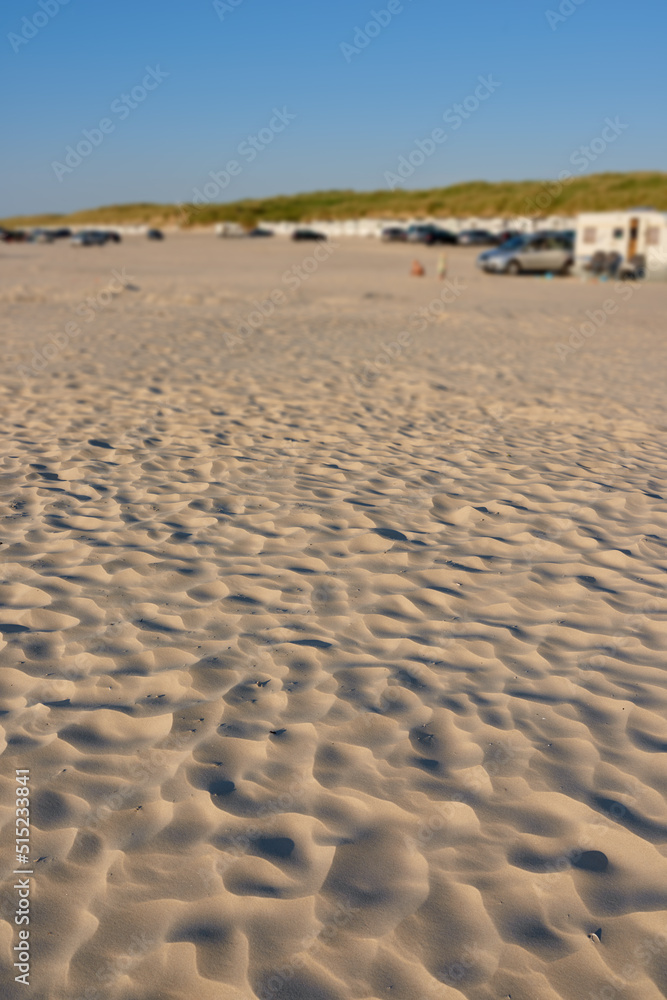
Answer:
[{"left": 2, "top": 0, "right": 665, "bottom": 215}]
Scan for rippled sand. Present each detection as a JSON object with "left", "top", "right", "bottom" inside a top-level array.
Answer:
[{"left": 1, "top": 234, "right": 666, "bottom": 1000}]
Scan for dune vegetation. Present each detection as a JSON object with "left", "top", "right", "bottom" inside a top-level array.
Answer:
[{"left": 3, "top": 172, "right": 667, "bottom": 230}]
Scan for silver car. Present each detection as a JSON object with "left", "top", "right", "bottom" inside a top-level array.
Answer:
[{"left": 478, "top": 233, "right": 573, "bottom": 275}]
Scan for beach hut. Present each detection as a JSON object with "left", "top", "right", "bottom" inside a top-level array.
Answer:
[
  {"left": 215, "top": 222, "right": 246, "bottom": 238},
  {"left": 574, "top": 209, "right": 667, "bottom": 278},
  {"left": 534, "top": 215, "right": 576, "bottom": 234}
]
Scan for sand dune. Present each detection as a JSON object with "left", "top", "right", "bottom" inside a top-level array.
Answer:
[{"left": 0, "top": 234, "right": 666, "bottom": 1000}]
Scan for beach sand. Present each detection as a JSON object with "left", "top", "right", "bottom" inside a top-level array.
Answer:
[{"left": 1, "top": 233, "right": 666, "bottom": 1000}]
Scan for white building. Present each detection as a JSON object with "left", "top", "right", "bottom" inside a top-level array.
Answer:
[
  {"left": 215, "top": 222, "right": 247, "bottom": 237},
  {"left": 210, "top": 213, "right": 582, "bottom": 241},
  {"left": 574, "top": 209, "right": 667, "bottom": 278}
]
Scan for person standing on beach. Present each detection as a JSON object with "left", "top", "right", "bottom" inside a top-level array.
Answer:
[{"left": 437, "top": 253, "right": 447, "bottom": 281}]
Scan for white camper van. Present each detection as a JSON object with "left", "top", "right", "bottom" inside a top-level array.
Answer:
[{"left": 574, "top": 209, "right": 667, "bottom": 279}]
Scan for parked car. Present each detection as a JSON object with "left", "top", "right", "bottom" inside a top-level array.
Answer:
[
  {"left": 291, "top": 229, "right": 327, "bottom": 241},
  {"left": 381, "top": 226, "right": 407, "bottom": 243},
  {"left": 0, "top": 228, "right": 27, "bottom": 242},
  {"left": 26, "top": 227, "right": 71, "bottom": 241},
  {"left": 28, "top": 229, "right": 56, "bottom": 243},
  {"left": 71, "top": 231, "right": 109, "bottom": 246},
  {"left": 147, "top": 228, "right": 164, "bottom": 240},
  {"left": 478, "top": 233, "right": 574, "bottom": 275},
  {"left": 457, "top": 229, "right": 499, "bottom": 246},
  {"left": 406, "top": 224, "right": 457, "bottom": 245},
  {"left": 72, "top": 230, "right": 122, "bottom": 246},
  {"left": 247, "top": 227, "right": 273, "bottom": 237},
  {"left": 497, "top": 229, "right": 522, "bottom": 244},
  {"left": 477, "top": 235, "right": 525, "bottom": 267}
]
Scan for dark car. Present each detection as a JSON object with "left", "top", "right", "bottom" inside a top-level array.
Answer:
[
  {"left": 71, "top": 230, "right": 109, "bottom": 246},
  {"left": 247, "top": 227, "right": 273, "bottom": 237},
  {"left": 291, "top": 228, "right": 327, "bottom": 241},
  {"left": 30, "top": 227, "right": 72, "bottom": 242},
  {"left": 381, "top": 226, "right": 407, "bottom": 242},
  {"left": 0, "top": 228, "right": 27, "bottom": 242},
  {"left": 106, "top": 231, "right": 122, "bottom": 243},
  {"left": 497, "top": 230, "right": 522, "bottom": 244},
  {"left": 407, "top": 224, "right": 457, "bottom": 245},
  {"left": 457, "top": 229, "right": 499, "bottom": 246},
  {"left": 147, "top": 228, "right": 164, "bottom": 240}
]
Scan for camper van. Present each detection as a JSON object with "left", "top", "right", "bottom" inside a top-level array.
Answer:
[{"left": 574, "top": 209, "right": 667, "bottom": 279}]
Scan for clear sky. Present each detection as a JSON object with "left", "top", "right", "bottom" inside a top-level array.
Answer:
[{"left": 2, "top": 0, "right": 665, "bottom": 215}]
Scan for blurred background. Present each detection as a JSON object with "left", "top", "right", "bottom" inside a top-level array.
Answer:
[{"left": 2, "top": 0, "right": 666, "bottom": 217}]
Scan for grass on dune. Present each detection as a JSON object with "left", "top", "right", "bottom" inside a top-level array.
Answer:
[{"left": 3, "top": 172, "right": 667, "bottom": 229}]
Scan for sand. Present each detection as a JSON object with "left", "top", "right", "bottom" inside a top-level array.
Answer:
[{"left": 1, "top": 233, "right": 666, "bottom": 1000}]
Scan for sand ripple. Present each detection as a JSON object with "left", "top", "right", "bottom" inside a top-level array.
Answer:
[{"left": 1, "top": 238, "right": 666, "bottom": 1000}]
